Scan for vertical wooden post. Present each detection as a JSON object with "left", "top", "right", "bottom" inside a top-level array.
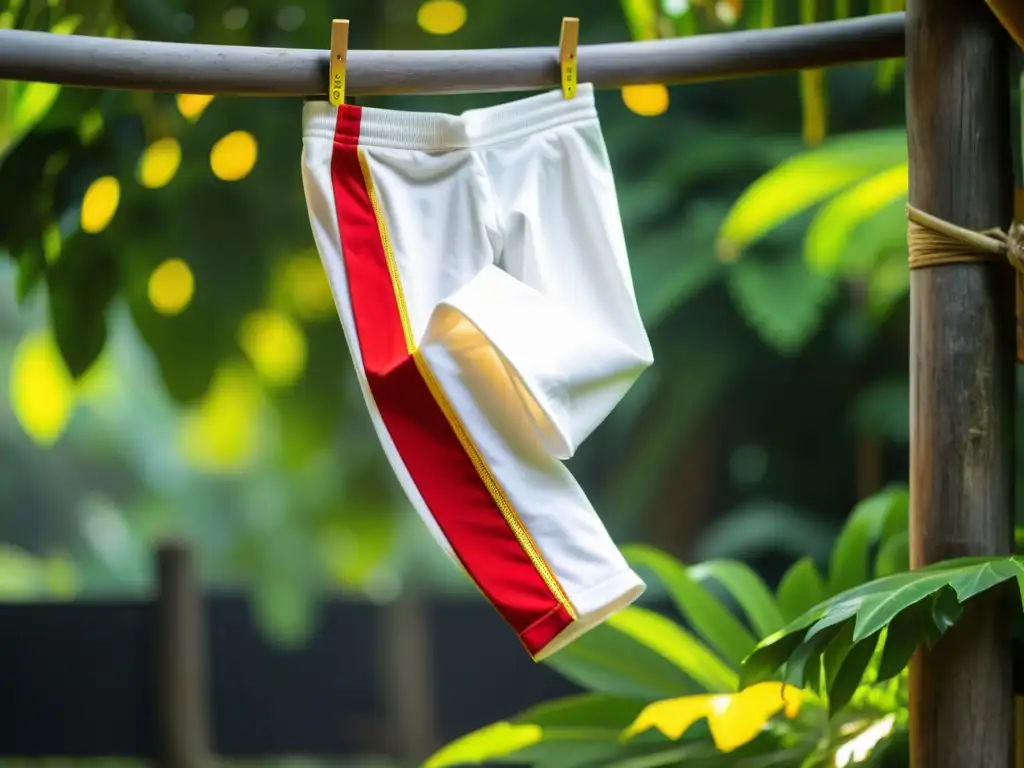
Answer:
[
  {"left": 156, "top": 541, "right": 211, "bottom": 768},
  {"left": 906, "top": 1, "right": 1016, "bottom": 767}
]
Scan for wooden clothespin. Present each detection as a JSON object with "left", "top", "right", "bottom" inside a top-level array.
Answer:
[
  {"left": 559, "top": 17, "right": 579, "bottom": 100},
  {"left": 329, "top": 19, "right": 350, "bottom": 107}
]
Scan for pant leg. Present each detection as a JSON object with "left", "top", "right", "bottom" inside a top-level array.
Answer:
[
  {"left": 302, "top": 101, "right": 638, "bottom": 659},
  {"left": 416, "top": 86, "right": 653, "bottom": 658}
]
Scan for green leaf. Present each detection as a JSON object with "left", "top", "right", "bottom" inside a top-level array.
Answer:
[
  {"left": 727, "top": 251, "right": 837, "bottom": 355},
  {"left": 689, "top": 560, "right": 784, "bottom": 639},
  {"left": 621, "top": 0, "right": 659, "bottom": 40},
  {"left": 804, "top": 164, "right": 908, "bottom": 274},
  {"left": 874, "top": 597, "right": 928, "bottom": 682},
  {"left": 544, "top": 617, "right": 707, "bottom": 699},
  {"left": 623, "top": 545, "right": 757, "bottom": 668},
  {"left": 717, "top": 129, "right": 908, "bottom": 259},
  {"left": 424, "top": 721, "right": 546, "bottom": 767},
  {"left": 423, "top": 694, "right": 658, "bottom": 768},
  {"left": 782, "top": 621, "right": 841, "bottom": 691},
  {"left": 829, "top": 485, "right": 907, "bottom": 595},
  {"left": 607, "top": 607, "right": 739, "bottom": 692},
  {"left": 47, "top": 241, "right": 118, "bottom": 378},
  {"left": 742, "top": 556, "right": 1024, "bottom": 691},
  {"left": 776, "top": 557, "right": 826, "bottom": 623},
  {"left": 874, "top": 533, "right": 909, "bottom": 579},
  {"left": 826, "top": 630, "right": 881, "bottom": 717}
]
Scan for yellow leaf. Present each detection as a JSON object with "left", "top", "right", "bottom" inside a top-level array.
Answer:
[
  {"left": 179, "top": 364, "right": 264, "bottom": 473},
  {"left": 423, "top": 722, "right": 541, "bottom": 768},
  {"left": 210, "top": 130, "right": 258, "bottom": 181},
  {"left": 80, "top": 176, "right": 120, "bottom": 234},
  {"left": 624, "top": 694, "right": 713, "bottom": 741},
  {"left": 274, "top": 254, "right": 335, "bottom": 321},
  {"left": 707, "top": 683, "right": 803, "bottom": 752},
  {"left": 148, "top": 258, "right": 195, "bottom": 315},
  {"left": 622, "top": 84, "right": 670, "bottom": 117},
  {"left": 9, "top": 331, "right": 76, "bottom": 447},
  {"left": 716, "top": 130, "right": 908, "bottom": 260},
  {"left": 137, "top": 137, "right": 182, "bottom": 189},
  {"left": 176, "top": 94, "right": 214, "bottom": 122},
  {"left": 12, "top": 82, "right": 61, "bottom": 134},
  {"left": 804, "top": 163, "right": 908, "bottom": 273},
  {"left": 624, "top": 683, "right": 804, "bottom": 752},
  {"left": 417, "top": 0, "right": 467, "bottom": 35},
  {"left": 238, "top": 310, "right": 307, "bottom": 388}
]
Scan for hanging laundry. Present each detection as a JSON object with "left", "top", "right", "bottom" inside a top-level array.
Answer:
[{"left": 301, "top": 84, "right": 654, "bottom": 660}]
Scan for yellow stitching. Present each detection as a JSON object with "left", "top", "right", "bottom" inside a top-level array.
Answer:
[
  {"left": 412, "top": 351, "right": 576, "bottom": 619},
  {"left": 356, "top": 148, "right": 576, "bottom": 621}
]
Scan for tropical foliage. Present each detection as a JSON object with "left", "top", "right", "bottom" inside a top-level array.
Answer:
[{"left": 425, "top": 487, "right": 912, "bottom": 767}]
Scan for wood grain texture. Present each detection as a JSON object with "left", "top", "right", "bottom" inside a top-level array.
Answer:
[
  {"left": 0, "top": 13, "right": 905, "bottom": 96},
  {"left": 906, "top": 1, "right": 1015, "bottom": 766}
]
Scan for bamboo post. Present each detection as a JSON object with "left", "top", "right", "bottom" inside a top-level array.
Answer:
[
  {"left": 906, "top": 1, "right": 1015, "bottom": 767},
  {"left": 155, "top": 541, "right": 212, "bottom": 768}
]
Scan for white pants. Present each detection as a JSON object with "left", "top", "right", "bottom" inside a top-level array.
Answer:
[{"left": 301, "top": 84, "right": 654, "bottom": 660}]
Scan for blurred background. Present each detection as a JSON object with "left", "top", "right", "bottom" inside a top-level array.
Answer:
[{"left": 2, "top": 0, "right": 1008, "bottom": 765}]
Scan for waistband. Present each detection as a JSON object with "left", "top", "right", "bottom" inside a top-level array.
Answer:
[{"left": 303, "top": 83, "right": 597, "bottom": 151}]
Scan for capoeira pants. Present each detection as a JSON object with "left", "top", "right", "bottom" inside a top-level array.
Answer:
[{"left": 300, "top": 84, "right": 654, "bottom": 660}]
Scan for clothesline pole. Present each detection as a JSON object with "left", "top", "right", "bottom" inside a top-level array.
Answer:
[
  {"left": 0, "top": 13, "right": 904, "bottom": 97},
  {"left": 905, "top": 1, "right": 1015, "bottom": 767}
]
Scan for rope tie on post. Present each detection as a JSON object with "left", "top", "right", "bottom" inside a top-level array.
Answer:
[{"left": 906, "top": 203, "right": 1024, "bottom": 361}]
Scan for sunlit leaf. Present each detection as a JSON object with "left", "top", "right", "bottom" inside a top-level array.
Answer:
[
  {"left": 622, "top": 85, "right": 670, "bottom": 117},
  {"left": 424, "top": 694, "right": 650, "bottom": 768},
  {"left": 624, "top": 545, "right": 757, "bottom": 667},
  {"left": 9, "top": 330, "right": 76, "bottom": 447},
  {"left": 804, "top": 164, "right": 908, "bottom": 274},
  {"left": 417, "top": 0, "right": 467, "bottom": 35},
  {"left": 179, "top": 363, "right": 264, "bottom": 473},
  {"left": 80, "top": 176, "right": 120, "bottom": 234},
  {"left": 176, "top": 93, "right": 215, "bottom": 122},
  {"left": 210, "top": 130, "right": 258, "bottom": 181},
  {"left": 238, "top": 310, "right": 308, "bottom": 388},
  {"left": 544, "top": 617, "right": 710, "bottom": 699},
  {"left": 716, "top": 129, "right": 907, "bottom": 260},
  {"left": 273, "top": 253, "right": 336, "bottom": 321},
  {"left": 137, "top": 138, "right": 182, "bottom": 189},
  {"left": 607, "top": 607, "right": 739, "bottom": 692},
  {"left": 622, "top": 0, "right": 660, "bottom": 40},
  {"left": 624, "top": 683, "right": 804, "bottom": 751},
  {"left": 148, "top": 258, "right": 195, "bottom": 316}
]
